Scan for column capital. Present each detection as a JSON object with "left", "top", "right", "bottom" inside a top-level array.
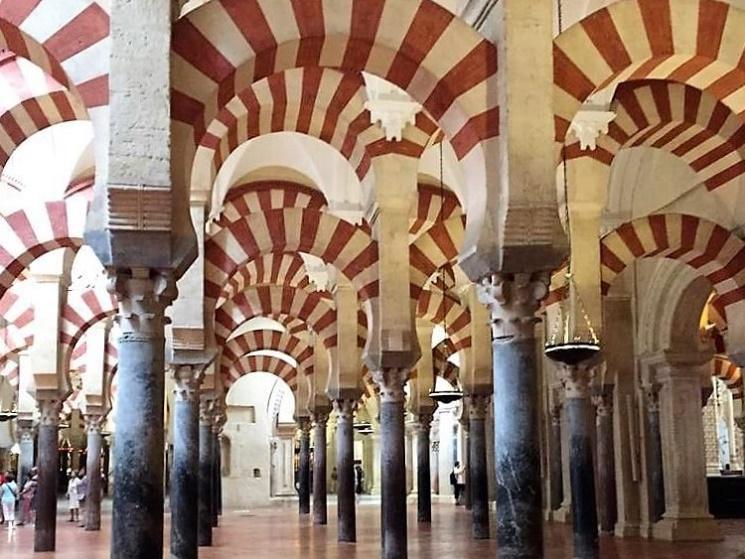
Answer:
[
  {"left": 557, "top": 362, "right": 595, "bottom": 399},
  {"left": 297, "top": 416, "right": 312, "bottom": 434},
  {"left": 417, "top": 411, "right": 434, "bottom": 431},
  {"left": 84, "top": 414, "right": 106, "bottom": 435},
  {"left": 477, "top": 272, "right": 549, "bottom": 342},
  {"left": 643, "top": 383, "right": 661, "bottom": 413},
  {"left": 592, "top": 388, "right": 613, "bottom": 418},
  {"left": 468, "top": 394, "right": 491, "bottom": 420},
  {"left": 312, "top": 409, "right": 330, "bottom": 427},
  {"left": 38, "top": 398, "right": 62, "bottom": 427},
  {"left": 16, "top": 419, "right": 36, "bottom": 441},
  {"left": 549, "top": 403, "right": 562, "bottom": 426},
  {"left": 171, "top": 363, "right": 205, "bottom": 402},
  {"left": 371, "top": 367, "right": 409, "bottom": 403},
  {"left": 108, "top": 268, "right": 177, "bottom": 337},
  {"left": 332, "top": 398, "right": 357, "bottom": 420},
  {"left": 199, "top": 398, "right": 215, "bottom": 425}
]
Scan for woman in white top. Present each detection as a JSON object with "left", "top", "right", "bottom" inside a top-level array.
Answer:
[
  {"left": 1, "top": 473, "right": 19, "bottom": 531},
  {"left": 66, "top": 472, "right": 83, "bottom": 523}
]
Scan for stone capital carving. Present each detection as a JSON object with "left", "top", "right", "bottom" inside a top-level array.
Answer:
[
  {"left": 557, "top": 362, "right": 595, "bottom": 399},
  {"left": 478, "top": 272, "right": 549, "bottom": 342},
  {"left": 371, "top": 368, "right": 409, "bottom": 403},
  {"left": 16, "top": 420, "right": 36, "bottom": 442},
  {"left": 332, "top": 398, "right": 357, "bottom": 420},
  {"left": 644, "top": 384, "right": 661, "bottom": 414},
  {"left": 592, "top": 389, "right": 614, "bottom": 418},
  {"left": 108, "top": 268, "right": 177, "bottom": 337},
  {"left": 199, "top": 398, "right": 215, "bottom": 425},
  {"left": 468, "top": 394, "right": 491, "bottom": 420},
  {"left": 569, "top": 109, "right": 616, "bottom": 151},
  {"left": 549, "top": 403, "right": 562, "bottom": 426},
  {"left": 38, "top": 399, "right": 62, "bottom": 427},
  {"left": 417, "top": 411, "right": 434, "bottom": 431},
  {"left": 312, "top": 409, "right": 330, "bottom": 427},
  {"left": 84, "top": 414, "right": 105, "bottom": 435},
  {"left": 297, "top": 416, "right": 312, "bottom": 435},
  {"left": 172, "top": 363, "right": 204, "bottom": 402}
]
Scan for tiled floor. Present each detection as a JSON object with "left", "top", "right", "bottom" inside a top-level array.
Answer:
[{"left": 2, "top": 501, "right": 745, "bottom": 558}]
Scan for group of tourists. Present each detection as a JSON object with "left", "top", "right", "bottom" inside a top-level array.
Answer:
[{"left": 0, "top": 468, "right": 39, "bottom": 534}]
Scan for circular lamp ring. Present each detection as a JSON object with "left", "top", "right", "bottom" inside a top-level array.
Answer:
[
  {"left": 545, "top": 342, "right": 600, "bottom": 366},
  {"left": 353, "top": 421, "right": 372, "bottom": 431},
  {"left": 430, "top": 389, "right": 464, "bottom": 405}
]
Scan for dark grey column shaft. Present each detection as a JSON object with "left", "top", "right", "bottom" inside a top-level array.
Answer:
[
  {"left": 313, "top": 412, "right": 329, "bottom": 525},
  {"left": 379, "top": 380, "right": 407, "bottom": 559},
  {"left": 110, "top": 273, "right": 173, "bottom": 559},
  {"left": 211, "top": 431, "right": 220, "bottom": 527},
  {"left": 549, "top": 405, "right": 564, "bottom": 511},
  {"left": 84, "top": 417, "right": 104, "bottom": 531},
  {"left": 493, "top": 338, "right": 543, "bottom": 558},
  {"left": 594, "top": 391, "right": 616, "bottom": 534},
  {"left": 645, "top": 386, "right": 665, "bottom": 522},
  {"left": 198, "top": 411, "right": 214, "bottom": 547},
  {"left": 170, "top": 368, "right": 200, "bottom": 559},
  {"left": 464, "top": 426, "right": 472, "bottom": 510},
  {"left": 216, "top": 436, "right": 222, "bottom": 516},
  {"left": 416, "top": 413, "right": 432, "bottom": 523},
  {"left": 334, "top": 399, "right": 356, "bottom": 542},
  {"left": 34, "top": 402, "right": 60, "bottom": 552},
  {"left": 469, "top": 396, "right": 490, "bottom": 539},
  {"left": 565, "top": 383, "right": 599, "bottom": 559},
  {"left": 298, "top": 418, "right": 311, "bottom": 515}
]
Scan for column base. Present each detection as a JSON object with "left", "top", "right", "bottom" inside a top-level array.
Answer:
[
  {"left": 614, "top": 521, "right": 640, "bottom": 538},
  {"left": 652, "top": 516, "right": 722, "bottom": 542},
  {"left": 552, "top": 504, "right": 572, "bottom": 523}
]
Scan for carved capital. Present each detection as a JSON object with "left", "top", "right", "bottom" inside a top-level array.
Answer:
[
  {"left": 199, "top": 398, "right": 215, "bottom": 425},
  {"left": 644, "top": 384, "right": 661, "bottom": 414},
  {"left": 468, "top": 394, "right": 491, "bottom": 420},
  {"left": 16, "top": 420, "right": 36, "bottom": 442},
  {"left": 84, "top": 414, "right": 105, "bottom": 435},
  {"left": 38, "top": 399, "right": 62, "bottom": 427},
  {"left": 371, "top": 368, "right": 409, "bottom": 403},
  {"left": 417, "top": 411, "right": 434, "bottom": 431},
  {"left": 558, "top": 362, "right": 595, "bottom": 399},
  {"left": 550, "top": 403, "right": 562, "bottom": 426},
  {"left": 592, "top": 390, "right": 614, "bottom": 418},
  {"left": 478, "top": 272, "right": 549, "bottom": 342},
  {"left": 108, "top": 268, "right": 176, "bottom": 337},
  {"left": 312, "top": 410, "right": 330, "bottom": 427},
  {"left": 172, "top": 364, "right": 204, "bottom": 402},
  {"left": 332, "top": 398, "right": 357, "bottom": 421},
  {"left": 298, "top": 416, "right": 312, "bottom": 436}
]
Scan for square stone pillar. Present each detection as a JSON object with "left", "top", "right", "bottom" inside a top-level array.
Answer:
[{"left": 653, "top": 352, "right": 721, "bottom": 542}]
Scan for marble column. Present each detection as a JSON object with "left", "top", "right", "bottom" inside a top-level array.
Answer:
[
  {"left": 169, "top": 365, "right": 201, "bottom": 559},
  {"left": 548, "top": 404, "right": 564, "bottom": 512},
  {"left": 84, "top": 414, "right": 105, "bottom": 531},
  {"left": 16, "top": 419, "right": 35, "bottom": 487},
  {"left": 312, "top": 410, "right": 330, "bottom": 525},
  {"left": 373, "top": 368, "right": 408, "bottom": 559},
  {"left": 462, "top": 420, "right": 472, "bottom": 510},
  {"left": 34, "top": 399, "right": 61, "bottom": 552},
  {"left": 416, "top": 412, "right": 433, "bottom": 523},
  {"left": 480, "top": 273, "right": 548, "bottom": 558},
  {"left": 110, "top": 271, "right": 174, "bottom": 559},
  {"left": 653, "top": 354, "right": 720, "bottom": 541},
  {"left": 298, "top": 417, "right": 312, "bottom": 515},
  {"left": 469, "top": 394, "right": 490, "bottom": 539},
  {"left": 560, "top": 362, "right": 599, "bottom": 559},
  {"left": 211, "top": 428, "right": 220, "bottom": 527},
  {"left": 594, "top": 386, "right": 617, "bottom": 534},
  {"left": 333, "top": 398, "right": 356, "bottom": 542},
  {"left": 644, "top": 385, "right": 665, "bottom": 524},
  {"left": 216, "top": 433, "right": 223, "bottom": 517},
  {"left": 198, "top": 400, "right": 214, "bottom": 547}
]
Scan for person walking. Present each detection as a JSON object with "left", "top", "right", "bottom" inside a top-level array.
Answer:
[
  {"left": 66, "top": 470, "right": 83, "bottom": 523},
  {"left": 76, "top": 469, "right": 88, "bottom": 527},
  {"left": 17, "top": 471, "right": 37, "bottom": 526},
  {"left": 451, "top": 461, "right": 466, "bottom": 505},
  {"left": 1, "top": 473, "right": 19, "bottom": 535},
  {"left": 354, "top": 462, "right": 365, "bottom": 504}
]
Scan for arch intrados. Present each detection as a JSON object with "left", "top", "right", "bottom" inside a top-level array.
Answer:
[
  {"left": 224, "top": 353, "right": 298, "bottom": 390},
  {"left": 220, "top": 329, "right": 313, "bottom": 378}
]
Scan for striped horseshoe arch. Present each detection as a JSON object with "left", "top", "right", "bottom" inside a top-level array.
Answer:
[
  {"left": 567, "top": 81, "right": 745, "bottom": 190},
  {"left": 416, "top": 290, "right": 471, "bottom": 351},
  {"left": 0, "top": 286, "right": 33, "bottom": 361},
  {"left": 554, "top": 0, "right": 745, "bottom": 145},
  {"left": 60, "top": 285, "right": 117, "bottom": 373},
  {"left": 410, "top": 185, "right": 462, "bottom": 238},
  {"left": 218, "top": 252, "right": 315, "bottom": 308},
  {"left": 220, "top": 329, "right": 313, "bottom": 382},
  {"left": 0, "top": 1, "right": 110, "bottom": 109},
  {"left": 409, "top": 215, "right": 466, "bottom": 301},
  {"left": 0, "top": 199, "right": 88, "bottom": 300},
  {"left": 225, "top": 353, "right": 298, "bottom": 389},
  {"left": 214, "top": 285, "right": 336, "bottom": 347},
  {"left": 205, "top": 207, "right": 378, "bottom": 305},
  {"left": 171, "top": 0, "right": 498, "bottom": 201},
  {"left": 0, "top": 359, "right": 19, "bottom": 388},
  {"left": 713, "top": 355, "right": 742, "bottom": 396},
  {"left": 191, "top": 67, "right": 439, "bottom": 193},
  {"left": 213, "top": 181, "right": 327, "bottom": 228},
  {"left": 600, "top": 214, "right": 745, "bottom": 322}
]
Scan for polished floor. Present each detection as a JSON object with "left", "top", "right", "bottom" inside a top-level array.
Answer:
[{"left": 2, "top": 501, "right": 745, "bottom": 558}]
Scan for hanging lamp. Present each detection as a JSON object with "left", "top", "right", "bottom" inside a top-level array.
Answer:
[
  {"left": 429, "top": 141, "right": 464, "bottom": 405},
  {"left": 544, "top": 0, "right": 600, "bottom": 366},
  {"left": 353, "top": 420, "right": 372, "bottom": 431}
]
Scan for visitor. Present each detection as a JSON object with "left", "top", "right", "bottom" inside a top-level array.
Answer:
[
  {"left": 1, "top": 472, "right": 18, "bottom": 534},
  {"left": 66, "top": 470, "right": 83, "bottom": 523},
  {"left": 451, "top": 461, "right": 466, "bottom": 505},
  {"left": 354, "top": 462, "right": 364, "bottom": 504},
  {"left": 76, "top": 469, "right": 88, "bottom": 527},
  {"left": 17, "top": 471, "right": 37, "bottom": 526},
  {"left": 330, "top": 466, "right": 337, "bottom": 494}
]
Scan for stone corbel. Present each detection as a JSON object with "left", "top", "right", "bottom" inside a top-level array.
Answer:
[{"left": 568, "top": 109, "right": 616, "bottom": 151}]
